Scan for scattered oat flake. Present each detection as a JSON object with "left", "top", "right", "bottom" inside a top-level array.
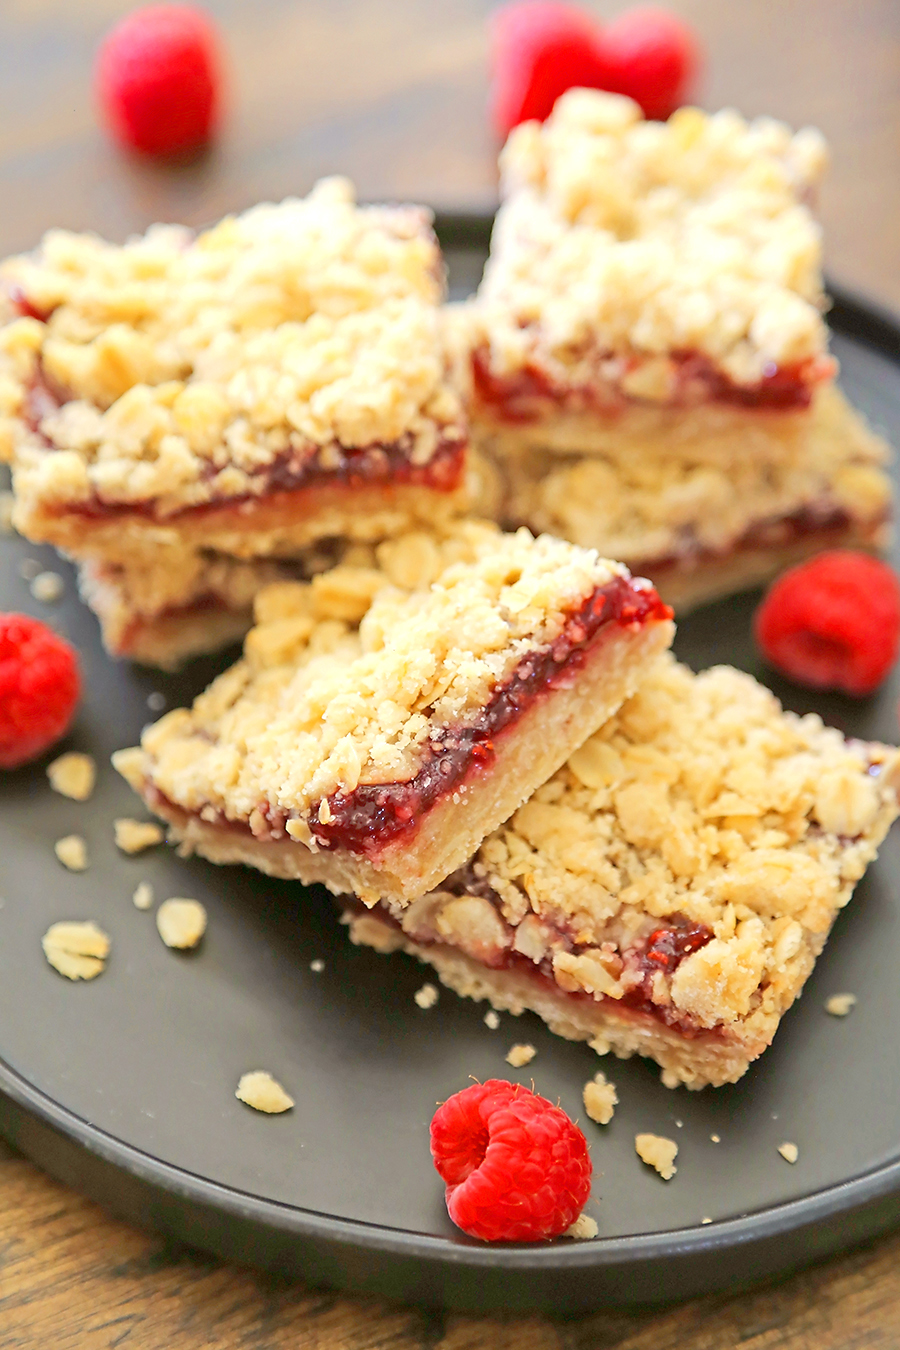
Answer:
[
  {"left": 47, "top": 752, "right": 96, "bottom": 801},
  {"left": 235, "top": 1070, "right": 294, "bottom": 1114},
  {"left": 778, "top": 1142, "right": 799, "bottom": 1164},
  {"left": 710, "top": 1133, "right": 721, "bottom": 1144},
  {"left": 147, "top": 691, "right": 166, "bottom": 712},
  {"left": 18, "top": 557, "right": 41, "bottom": 580},
  {"left": 506, "top": 1043, "right": 536, "bottom": 1068},
  {"left": 414, "top": 982, "right": 439, "bottom": 1009},
  {"left": 42, "top": 920, "right": 110, "bottom": 981},
  {"left": 0, "top": 491, "right": 15, "bottom": 532},
  {"left": 484, "top": 1009, "right": 500, "bottom": 1030},
  {"left": 635, "top": 1133, "right": 678, "bottom": 1181},
  {"left": 30, "top": 571, "right": 64, "bottom": 603},
  {"left": 54, "top": 835, "right": 88, "bottom": 871},
  {"left": 309, "top": 958, "right": 324, "bottom": 973},
  {"left": 156, "top": 897, "right": 207, "bottom": 949},
  {"left": 583, "top": 1071, "right": 618, "bottom": 1125},
  {"left": 565, "top": 1212, "right": 599, "bottom": 1240},
  {"left": 825, "top": 993, "right": 857, "bottom": 1017},
  {"left": 132, "top": 881, "right": 154, "bottom": 910},
  {"left": 114, "top": 817, "right": 164, "bottom": 854}
]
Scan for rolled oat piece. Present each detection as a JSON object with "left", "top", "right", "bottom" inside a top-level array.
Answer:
[{"left": 114, "top": 520, "right": 673, "bottom": 905}]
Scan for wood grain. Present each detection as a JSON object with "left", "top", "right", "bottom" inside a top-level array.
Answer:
[{"left": 2, "top": 1, "right": 900, "bottom": 1345}]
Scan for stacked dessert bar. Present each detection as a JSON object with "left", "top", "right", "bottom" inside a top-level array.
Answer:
[
  {"left": 0, "top": 177, "right": 474, "bottom": 665},
  {"left": 448, "top": 90, "right": 893, "bottom": 611}
]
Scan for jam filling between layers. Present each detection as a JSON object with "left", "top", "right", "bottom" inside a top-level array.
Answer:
[
  {"left": 341, "top": 884, "right": 721, "bottom": 1041},
  {"left": 20, "top": 354, "right": 467, "bottom": 521},
  {"left": 143, "top": 573, "right": 671, "bottom": 860},
  {"left": 472, "top": 345, "right": 835, "bottom": 421}
]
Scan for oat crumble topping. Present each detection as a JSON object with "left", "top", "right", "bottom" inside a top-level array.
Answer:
[
  {"left": 463, "top": 90, "right": 829, "bottom": 393},
  {"left": 42, "top": 919, "right": 110, "bottom": 980},
  {"left": 54, "top": 834, "right": 88, "bottom": 871},
  {"left": 30, "top": 570, "right": 63, "bottom": 602},
  {"left": 583, "top": 1071, "right": 618, "bottom": 1125},
  {"left": 116, "top": 521, "right": 633, "bottom": 837},
  {"left": 778, "top": 1141, "right": 799, "bottom": 1164},
  {"left": 114, "top": 817, "right": 164, "bottom": 854},
  {"left": 505, "top": 1042, "right": 537, "bottom": 1067},
  {"left": 484, "top": 1009, "right": 500, "bottom": 1030},
  {"left": 414, "top": 982, "right": 439, "bottom": 1009},
  {"left": 235, "top": 1070, "right": 294, "bottom": 1114},
  {"left": 132, "top": 881, "right": 154, "bottom": 910},
  {"left": 47, "top": 751, "right": 96, "bottom": 801},
  {"left": 2, "top": 178, "right": 464, "bottom": 516},
  {"left": 156, "top": 897, "right": 207, "bottom": 949},
  {"left": 564, "top": 1213, "right": 599, "bottom": 1239},
  {"left": 635, "top": 1132, "right": 678, "bottom": 1180},
  {"left": 824, "top": 992, "right": 856, "bottom": 1016}
]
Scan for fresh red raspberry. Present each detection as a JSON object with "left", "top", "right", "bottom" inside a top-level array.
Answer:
[
  {"left": 602, "top": 8, "right": 701, "bottom": 122},
  {"left": 430, "top": 1079, "right": 592, "bottom": 1242},
  {"left": 96, "top": 5, "right": 223, "bottom": 156},
  {"left": 489, "top": 2, "right": 611, "bottom": 138},
  {"left": 754, "top": 551, "right": 900, "bottom": 697},
  {"left": 0, "top": 614, "right": 81, "bottom": 769}
]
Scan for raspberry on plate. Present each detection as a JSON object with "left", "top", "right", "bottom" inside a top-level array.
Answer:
[
  {"left": 755, "top": 551, "right": 900, "bottom": 696},
  {"left": 430, "top": 1079, "right": 592, "bottom": 1242},
  {"left": 602, "top": 7, "right": 700, "bottom": 121},
  {"left": 0, "top": 614, "right": 80, "bottom": 769},
  {"left": 490, "top": 2, "right": 610, "bottom": 137},
  {"left": 96, "top": 4, "right": 223, "bottom": 156}
]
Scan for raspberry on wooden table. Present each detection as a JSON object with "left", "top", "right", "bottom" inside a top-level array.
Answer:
[
  {"left": 754, "top": 551, "right": 900, "bottom": 696},
  {"left": 0, "top": 614, "right": 80, "bottom": 769},
  {"left": 96, "top": 4, "right": 223, "bottom": 156},
  {"left": 430, "top": 1079, "right": 592, "bottom": 1241}
]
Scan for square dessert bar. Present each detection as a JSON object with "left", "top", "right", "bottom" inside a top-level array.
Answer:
[
  {"left": 450, "top": 90, "right": 893, "bottom": 608},
  {"left": 114, "top": 521, "right": 674, "bottom": 904},
  {"left": 0, "top": 177, "right": 470, "bottom": 569},
  {"left": 344, "top": 654, "right": 900, "bottom": 1087}
]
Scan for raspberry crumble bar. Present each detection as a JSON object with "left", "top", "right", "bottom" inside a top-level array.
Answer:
[
  {"left": 0, "top": 177, "right": 470, "bottom": 569},
  {"left": 343, "top": 654, "right": 900, "bottom": 1087},
  {"left": 449, "top": 90, "right": 892, "bottom": 610},
  {"left": 113, "top": 522, "right": 674, "bottom": 903}
]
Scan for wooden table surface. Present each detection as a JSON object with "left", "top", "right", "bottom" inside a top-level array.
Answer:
[{"left": 3, "top": 2, "right": 900, "bottom": 1345}]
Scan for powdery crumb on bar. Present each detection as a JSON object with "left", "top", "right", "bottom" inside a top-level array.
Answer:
[
  {"left": 778, "top": 1141, "right": 799, "bottom": 1164},
  {"left": 506, "top": 1043, "right": 537, "bottom": 1068},
  {"left": 484, "top": 1009, "right": 500, "bottom": 1030},
  {"left": 114, "top": 818, "right": 164, "bottom": 854},
  {"left": 310, "top": 958, "right": 325, "bottom": 973},
  {"left": 156, "top": 897, "right": 207, "bottom": 949},
  {"left": 235, "top": 1070, "right": 295, "bottom": 1114},
  {"left": 42, "top": 920, "right": 110, "bottom": 980},
  {"left": 54, "top": 835, "right": 88, "bottom": 871},
  {"left": 30, "top": 570, "right": 63, "bottom": 603},
  {"left": 825, "top": 993, "right": 857, "bottom": 1016},
  {"left": 132, "top": 881, "right": 154, "bottom": 910},
  {"left": 564, "top": 1213, "right": 599, "bottom": 1240},
  {"left": 414, "top": 982, "right": 439, "bottom": 1009},
  {"left": 583, "top": 1071, "right": 618, "bottom": 1125},
  {"left": 47, "top": 752, "right": 96, "bottom": 801},
  {"left": 635, "top": 1133, "right": 678, "bottom": 1181}
]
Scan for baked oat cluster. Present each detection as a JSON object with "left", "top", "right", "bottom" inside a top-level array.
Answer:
[
  {"left": 468, "top": 89, "right": 830, "bottom": 390},
  {"left": 0, "top": 177, "right": 463, "bottom": 515}
]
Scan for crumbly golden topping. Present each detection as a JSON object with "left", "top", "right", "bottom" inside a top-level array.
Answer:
[
  {"left": 42, "top": 919, "right": 110, "bottom": 981},
  {"left": 399, "top": 655, "right": 898, "bottom": 1040},
  {"left": 47, "top": 751, "right": 96, "bottom": 801},
  {"left": 118, "top": 521, "right": 630, "bottom": 834},
  {"left": 467, "top": 90, "right": 829, "bottom": 388},
  {"left": 635, "top": 1133, "right": 678, "bottom": 1180},
  {"left": 0, "top": 178, "right": 464, "bottom": 512}
]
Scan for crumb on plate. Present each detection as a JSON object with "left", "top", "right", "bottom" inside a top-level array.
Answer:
[
  {"left": 30, "top": 571, "right": 64, "bottom": 603},
  {"left": 778, "top": 1141, "right": 799, "bottom": 1164},
  {"left": 235, "top": 1070, "right": 295, "bottom": 1114},
  {"left": 310, "top": 958, "right": 324, "bottom": 973},
  {"left": 54, "top": 834, "right": 88, "bottom": 871},
  {"left": 47, "top": 752, "right": 96, "bottom": 801},
  {"left": 132, "top": 881, "right": 154, "bottom": 910},
  {"left": 506, "top": 1042, "right": 537, "bottom": 1068},
  {"left": 564, "top": 1212, "right": 599, "bottom": 1240},
  {"left": 414, "top": 982, "right": 439, "bottom": 1009},
  {"left": 635, "top": 1132, "right": 678, "bottom": 1180},
  {"left": 114, "top": 817, "right": 164, "bottom": 854},
  {"left": 42, "top": 919, "right": 110, "bottom": 980},
  {"left": 156, "top": 897, "right": 207, "bottom": 949},
  {"left": 583, "top": 1070, "right": 618, "bottom": 1125},
  {"left": 825, "top": 992, "right": 857, "bottom": 1016}
]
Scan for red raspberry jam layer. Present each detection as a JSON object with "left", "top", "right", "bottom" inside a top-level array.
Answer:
[
  {"left": 472, "top": 345, "right": 835, "bottom": 421},
  {"left": 257, "top": 574, "right": 670, "bottom": 857},
  {"left": 22, "top": 364, "right": 467, "bottom": 517}
]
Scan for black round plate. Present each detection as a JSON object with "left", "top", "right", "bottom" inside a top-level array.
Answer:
[{"left": 2, "top": 226, "right": 900, "bottom": 1313}]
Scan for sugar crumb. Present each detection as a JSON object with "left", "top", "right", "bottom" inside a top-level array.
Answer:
[
  {"left": 132, "top": 881, "right": 154, "bottom": 910},
  {"left": 506, "top": 1042, "right": 537, "bottom": 1067},
  {"left": 484, "top": 1009, "right": 500, "bottom": 1030},
  {"left": 47, "top": 752, "right": 96, "bottom": 801},
  {"left": 147, "top": 691, "right": 166, "bottom": 712},
  {"left": 675, "top": 1119, "right": 683, "bottom": 1128},
  {"left": 114, "top": 817, "right": 164, "bottom": 854},
  {"left": 825, "top": 993, "right": 857, "bottom": 1017},
  {"left": 564, "top": 1212, "right": 599, "bottom": 1240},
  {"left": 778, "top": 1141, "right": 799, "bottom": 1164},
  {"left": 42, "top": 919, "right": 110, "bottom": 980},
  {"left": 701, "top": 1217, "right": 713, "bottom": 1225},
  {"left": 635, "top": 1133, "right": 678, "bottom": 1181},
  {"left": 310, "top": 958, "right": 325, "bottom": 973},
  {"left": 54, "top": 835, "right": 88, "bottom": 871},
  {"left": 235, "top": 1070, "right": 294, "bottom": 1114},
  {"left": 583, "top": 1070, "right": 618, "bottom": 1125},
  {"left": 710, "top": 1133, "right": 721, "bottom": 1144},
  {"left": 156, "top": 897, "right": 207, "bottom": 949},
  {"left": 30, "top": 571, "right": 64, "bottom": 603},
  {"left": 414, "top": 982, "right": 439, "bottom": 1009}
]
